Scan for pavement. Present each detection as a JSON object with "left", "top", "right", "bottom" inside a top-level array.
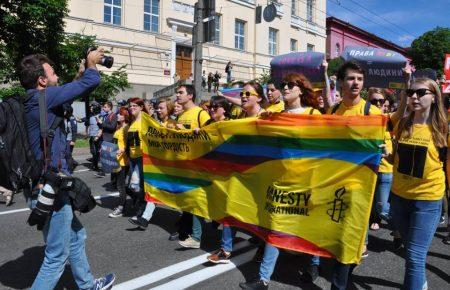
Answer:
[{"left": 0, "top": 155, "right": 449, "bottom": 290}]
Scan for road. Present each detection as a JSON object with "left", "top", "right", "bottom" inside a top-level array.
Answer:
[{"left": 0, "top": 155, "right": 449, "bottom": 290}]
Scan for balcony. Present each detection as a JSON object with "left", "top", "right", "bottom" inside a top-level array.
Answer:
[
  {"left": 172, "top": 1, "right": 195, "bottom": 15},
  {"left": 291, "top": 15, "right": 326, "bottom": 37},
  {"left": 291, "top": 15, "right": 301, "bottom": 29}
]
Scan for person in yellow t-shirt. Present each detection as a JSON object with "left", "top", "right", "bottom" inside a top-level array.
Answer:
[
  {"left": 173, "top": 84, "right": 211, "bottom": 248},
  {"left": 156, "top": 97, "right": 177, "bottom": 129},
  {"left": 281, "top": 73, "right": 322, "bottom": 115},
  {"left": 109, "top": 107, "right": 130, "bottom": 218},
  {"left": 265, "top": 82, "right": 284, "bottom": 113},
  {"left": 127, "top": 97, "right": 156, "bottom": 230},
  {"left": 366, "top": 88, "right": 394, "bottom": 231},
  {"left": 238, "top": 81, "right": 267, "bottom": 118},
  {"left": 383, "top": 78, "right": 448, "bottom": 290},
  {"left": 176, "top": 84, "right": 210, "bottom": 130}
]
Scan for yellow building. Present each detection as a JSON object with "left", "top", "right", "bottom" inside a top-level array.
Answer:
[{"left": 66, "top": 0, "right": 326, "bottom": 98}]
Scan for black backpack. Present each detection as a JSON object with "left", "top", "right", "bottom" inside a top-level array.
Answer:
[
  {"left": 0, "top": 95, "right": 43, "bottom": 196},
  {"left": 67, "top": 177, "right": 96, "bottom": 213}
]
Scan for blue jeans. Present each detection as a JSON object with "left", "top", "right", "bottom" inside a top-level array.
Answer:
[
  {"left": 31, "top": 193, "right": 94, "bottom": 290},
  {"left": 259, "top": 243, "right": 280, "bottom": 282},
  {"left": 221, "top": 226, "right": 237, "bottom": 252},
  {"left": 375, "top": 173, "right": 392, "bottom": 220},
  {"left": 391, "top": 193, "right": 442, "bottom": 290},
  {"left": 192, "top": 215, "right": 203, "bottom": 242}
]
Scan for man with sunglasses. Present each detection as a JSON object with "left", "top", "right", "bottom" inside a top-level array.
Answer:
[{"left": 174, "top": 84, "right": 211, "bottom": 249}]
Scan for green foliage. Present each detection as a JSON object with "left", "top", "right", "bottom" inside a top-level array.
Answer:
[
  {"left": 327, "top": 57, "right": 344, "bottom": 76},
  {"left": 0, "top": 86, "right": 26, "bottom": 99},
  {"left": 410, "top": 27, "right": 450, "bottom": 75},
  {"left": 90, "top": 65, "right": 131, "bottom": 103},
  {"left": 0, "top": 1, "right": 129, "bottom": 102}
]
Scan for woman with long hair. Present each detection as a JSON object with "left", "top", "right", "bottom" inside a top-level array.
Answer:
[
  {"left": 156, "top": 97, "right": 176, "bottom": 128},
  {"left": 239, "top": 81, "right": 266, "bottom": 118},
  {"left": 384, "top": 78, "right": 448, "bottom": 289},
  {"left": 281, "top": 73, "right": 320, "bottom": 115},
  {"left": 126, "top": 97, "right": 155, "bottom": 229},
  {"left": 109, "top": 107, "right": 131, "bottom": 218},
  {"left": 207, "top": 95, "right": 231, "bottom": 124}
]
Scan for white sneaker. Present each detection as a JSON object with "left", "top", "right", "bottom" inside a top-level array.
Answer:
[
  {"left": 178, "top": 236, "right": 200, "bottom": 249},
  {"left": 108, "top": 207, "right": 123, "bottom": 218}
]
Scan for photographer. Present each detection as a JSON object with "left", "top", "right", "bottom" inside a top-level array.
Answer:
[{"left": 20, "top": 50, "right": 115, "bottom": 290}]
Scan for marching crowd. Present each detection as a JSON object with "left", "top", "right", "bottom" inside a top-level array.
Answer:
[
  {"left": 73, "top": 60, "right": 449, "bottom": 290},
  {"left": 4, "top": 50, "right": 448, "bottom": 290}
]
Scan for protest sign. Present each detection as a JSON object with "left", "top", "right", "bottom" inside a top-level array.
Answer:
[
  {"left": 270, "top": 52, "right": 325, "bottom": 88},
  {"left": 100, "top": 141, "right": 120, "bottom": 173},
  {"left": 341, "top": 46, "right": 407, "bottom": 89},
  {"left": 140, "top": 113, "right": 385, "bottom": 264}
]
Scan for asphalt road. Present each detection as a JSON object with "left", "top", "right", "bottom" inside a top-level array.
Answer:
[{"left": 0, "top": 155, "right": 449, "bottom": 290}]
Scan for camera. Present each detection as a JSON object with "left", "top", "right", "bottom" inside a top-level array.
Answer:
[{"left": 86, "top": 46, "right": 114, "bottom": 68}]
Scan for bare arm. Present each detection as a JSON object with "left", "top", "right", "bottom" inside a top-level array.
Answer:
[
  {"left": 390, "top": 67, "right": 411, "bottom": 125},
  {"left": 322, "top": 59, "right": 332, "bottom": 111}
]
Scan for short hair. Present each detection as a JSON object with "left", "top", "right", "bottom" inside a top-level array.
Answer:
[
  {"left": 103, "top": 101, "right": 113, "bottom": 109},
  {"left": 128, "top": 97, "right": 149, "bottom": 114},
  {"left": 336, "top": 61, "right": 365, "bottom": 81},
  {"left": 19, "top": 54, "right": 53, "bottom": 90},
  {"left": 210, "top": 95, "right": 231, "bottom": 118},
  {"left": 367, "top": 88, "right": 385, "bottom": 99},
  {"left": 118, "top": 106, "right": 131, "bottom": 124},
  {"left": 178, "top": 84, "right": 196, "bottom": 101}
]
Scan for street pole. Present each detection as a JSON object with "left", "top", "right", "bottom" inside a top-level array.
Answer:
[{"left": 193, "top": 0, "right": 204, "bottom": 104}]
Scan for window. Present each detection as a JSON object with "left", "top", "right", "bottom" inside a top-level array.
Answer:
[
  {"left": 268, "top": 28, "right": 278, "bottom": 55},
  {"left": 307, "top": 0, "right": 314, "bottom": 22},
  {"left": 307, "top": 43, "right": 315, "bottom": 52},
  {"left": 104, "top": 0, "right": 122, "bottom": 25},
  {"left": 335, "top": 43, "right": 341, "bottom": 57},
  {"left": 235, "top": 20, "right": 245, "bottom": 50},
  {"left": 290, "top": 39, "right": 297, "bottom": 52},
  {"left": 291, "top": 0, "right": 296, "bottom": 16},
  {"left": 144, "top": 0, "right": 159, "bottom": 32},
  {"left": 213, "top": 15, "right": 221, "bottom": 45}
]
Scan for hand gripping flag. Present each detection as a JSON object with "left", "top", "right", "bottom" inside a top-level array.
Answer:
[{"left": 141, "top": 113, "right": 386, "bottom": 264}]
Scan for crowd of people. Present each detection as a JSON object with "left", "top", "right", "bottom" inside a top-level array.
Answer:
[{"left": 73, "top": 59, "right": 450, "bottom": 290}]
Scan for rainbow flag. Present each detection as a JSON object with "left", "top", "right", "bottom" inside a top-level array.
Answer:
[{"left": 141, "top": 113, "right": 386, "bottom": 264}]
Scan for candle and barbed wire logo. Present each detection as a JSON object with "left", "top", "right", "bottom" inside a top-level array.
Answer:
[{"left": 327, "top": 187, "right": 348, "bottom": 223}]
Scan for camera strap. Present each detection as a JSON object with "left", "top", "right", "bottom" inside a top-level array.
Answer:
[{"left": 38, "top": 90, "right": 64, "bottom": 171}]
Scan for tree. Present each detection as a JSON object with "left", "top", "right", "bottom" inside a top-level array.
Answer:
[
  {"left": 0, "top": 1, "right": 129, "bottom": 101},
  {"left": 327, "top": 57, "right": 344, "bottom": 76},
  {"left": 409, "top": 27, "right": 450, "bottom": 75}
]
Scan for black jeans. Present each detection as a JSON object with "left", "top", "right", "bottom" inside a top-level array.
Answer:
[
  {"left": 89, "top": 137, "right": 101, "bottom": 170},
  {"left": 116, "top": 166, "right": 128, "bottom": 208}
]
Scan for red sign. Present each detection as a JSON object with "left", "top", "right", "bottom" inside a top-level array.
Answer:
[{"left": 444, "top": 54, "right": 450, "bottom": 94}]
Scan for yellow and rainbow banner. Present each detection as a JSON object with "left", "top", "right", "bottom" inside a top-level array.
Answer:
[{"left": 141, "top": 113, "right": 386, "bottom": 264}]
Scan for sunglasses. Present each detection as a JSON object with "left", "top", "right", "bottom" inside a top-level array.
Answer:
[
  {"left": 370, "top": 98, "right": 385, "bottom": 106},
  {"left": 240, "top": 90, "right": 258, "bottom": 97},
  {"left": 280, "top": 82, "right": 297, "bottom": 90},
  {"left": 406, "top": 88, "right": 432, "bottom": 98}
]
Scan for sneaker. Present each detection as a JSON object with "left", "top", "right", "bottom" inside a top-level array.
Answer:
[
  {"left": 128, "top": 216, "right": 148, "bottom": 229},
  {"left": 178, "top": 236, "right": 200, "bottom": 249},
  {"left": 239, "top": 277, "right": 268, "bottom": 290},
  {"left": 439, "top": 215, "right": 446, "bottom": 225},
  {"left": 252, "top": 245, "right": 264, "bottom": 263},
  {"left": 300, "top": 264, "right": 319, "bottom": 282},
  {"left": 361, "top": 249, "right": 369, "bottom": 258},
  {"left": 109, "top": 207, "right": 123, "bottom": 218},
  {"left": 207, "top": 248, "right": 231, "bottom": 264},
  {"left": 168, "top": 232, "right": 179, "bottom": 241},
  {"left": 91, "top": 273, "right": 116, "bottom": 290}
]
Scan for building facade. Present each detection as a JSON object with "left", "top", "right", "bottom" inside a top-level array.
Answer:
[
  {"left": 65, "top": 0, "right": 327, "bottom": 98},
  {"left": 326, "top": 16, "right": 408, "bottom": 60}
]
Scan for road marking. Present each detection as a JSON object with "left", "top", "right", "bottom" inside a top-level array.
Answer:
[
  {"left": 0, "top": 192, "right": 119, "bottom": 216},
  {"left": 74, "top": 169, "right": 90, "bottom": 172},
  {"left": 112, "top": 241, "right": 252, "bottom": 290},
  {"left": 150, "top": 248, "right": 257, "bottom": 290}
]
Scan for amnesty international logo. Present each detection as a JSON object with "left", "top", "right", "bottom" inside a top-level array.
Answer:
[{"left": 327, "top": 187, "right": 348, "bottom": 223}]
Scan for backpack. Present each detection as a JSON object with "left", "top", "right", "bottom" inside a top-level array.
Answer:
[{"left": 0, "top": 95, "right": 43, "bottom": 196}]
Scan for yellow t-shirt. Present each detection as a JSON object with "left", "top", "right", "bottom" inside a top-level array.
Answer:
[
  {"left": 238, "top": 108, "right": 266, "bottom": 119},
  {"left": 230, "top": 105, "right": 242, "bottom": 120},
  {"left": 378, "top": 133, "right": 393, "bottom": 173},
  {"left": 266, "top": 100, "right": 285, "bottom": 113},
  {"left": 177, "top": 106, "right": 210, "bottom": 129},
  {"left": 161, "top": 119, "right": 177, "bottom": 129},
  {"left": 392, "top": 124, "right": 446, "bottom": 201},
  {"left": 113, "top": 125, "right": 128, "bottom": 167},
  {"left": 127, "top": 119, "right": 143, "bottom": 159},
  {"left": 326, "top": 99, "right": 382, "bottom": 116}
]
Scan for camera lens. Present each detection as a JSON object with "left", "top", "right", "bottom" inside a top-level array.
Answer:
[{"left": 102, "top": 56, "right": 114, "bottom": 68}]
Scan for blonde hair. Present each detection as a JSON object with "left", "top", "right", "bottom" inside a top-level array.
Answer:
[
  {"left": 157, "top": 97, "right": 175, "bottom": 115},
  {"left": 368, "top": 87, "right": 385, "bottom": 98},
  {"left": 397, "top": 78, "right": 448, "bottom": 148}
]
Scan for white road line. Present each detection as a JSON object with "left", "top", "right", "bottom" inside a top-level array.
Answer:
[
  {"left": 0, "top": 192, "right": 119, "bottom": 216},
  {"left": 74, "top": 169, "right": 90, "bottom": 172},
  {"left": 150, "top": 248, "right": 257, "bottom": 290},
  {"left": 112, "top": 241, "right": 252, "bottom": 290}
]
